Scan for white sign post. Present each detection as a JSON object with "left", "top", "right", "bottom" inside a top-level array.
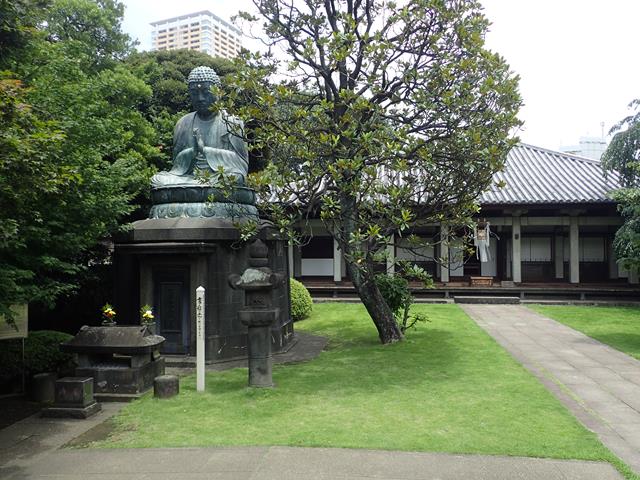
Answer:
[{"left": 196, "top": 286, "right": 205, "bottom": 392}]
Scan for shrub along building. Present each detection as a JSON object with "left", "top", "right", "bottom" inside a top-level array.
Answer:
[{"left": 289, "top": 144, "right": 639, "bottom": 299}]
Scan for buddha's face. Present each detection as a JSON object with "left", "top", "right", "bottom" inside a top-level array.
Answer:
[{"left": 189, "top": 82, "right": 217, "bottom": 116}]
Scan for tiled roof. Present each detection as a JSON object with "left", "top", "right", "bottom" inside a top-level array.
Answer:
[{"left": 480, "top": 143, "right": 621, "bottom": 205}]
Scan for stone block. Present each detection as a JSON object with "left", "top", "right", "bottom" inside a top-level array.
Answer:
[
  {"left": 41, "top": 376, "right": 101, "bottom": 419},
  {"left": 54, "top": 377, "right": 94, "bottom": 407},
  {"left": 154, "top": 374, "right": 179, "bottom": 399}
]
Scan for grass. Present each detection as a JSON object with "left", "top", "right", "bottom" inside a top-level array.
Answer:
[
  {"left": 94, "top": 303, "right": 636, "bottom": 478},
  {"left": 529, "top": 305, "right": 640, "bottom": 360}
]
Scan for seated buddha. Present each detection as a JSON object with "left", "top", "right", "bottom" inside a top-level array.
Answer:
[{"left": 151, "top": 66, "right": 249, "bottom": 188}]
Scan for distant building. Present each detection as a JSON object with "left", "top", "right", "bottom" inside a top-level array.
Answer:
[
  {"left": 150, "top": 10, "right": 242, "bottom": 60},
  {"left": 560, "top": 136, "right": 607, "bottom": 161}
]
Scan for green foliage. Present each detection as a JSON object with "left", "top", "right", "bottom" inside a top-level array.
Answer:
[
  {"left": 609, "top": 189, "right": 640, "bottom": 270},
  {"left": 289, "top": 278, "right": 313, "bottom": 321},
  {"left": 602, "top": 99, "right": 640, "bottom": 270},
  {"left": 0, "top": 0, "right": 158, "bottom": 319},
  {"left": 374, "top": 274, "right": 428, "bottom": 333},
  {"left": 0, "top": 0, "right": 51, "bottom": 70},
  {"left": 45, "top": 0, "right": 135, "bottom": 68},
  {"left": 0, "top": 330, "right": 73, "bottom": 380},
  {"left": 374, "top": 274, "right": 410, "bottom": 316},
  {"left": 225, "top": 0, "right": 522, "bottom": 342}
]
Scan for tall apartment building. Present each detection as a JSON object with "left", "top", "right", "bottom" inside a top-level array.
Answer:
[{"left": 151, "top": 10, "right": 242, "bottom": 59}]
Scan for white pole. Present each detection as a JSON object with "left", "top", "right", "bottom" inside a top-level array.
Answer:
[{"left": 196, "top": 286, "right": 205, "bottom": 392}]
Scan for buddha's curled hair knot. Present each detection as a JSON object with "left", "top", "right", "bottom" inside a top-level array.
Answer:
[{"left": 187, "top": 66, "right": 221, "bottom": 85}]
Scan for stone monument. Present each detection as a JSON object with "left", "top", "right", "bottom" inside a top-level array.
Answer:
[
  {"left": 113, "top": 66, "right": 294, "bottom": 361},
  {"left": 60, "top": 325, "right": 165, "bottom": 401}
]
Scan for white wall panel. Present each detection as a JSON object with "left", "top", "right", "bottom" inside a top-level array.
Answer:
[
  {"left": 580, "top": 237, "right": 605, "bottom": 262},
  {"left": 301, "top": 259, "right": 334, "bottom": 276},
  {"left": 522, "top": 237, "right": 551, "bottom": 262}
]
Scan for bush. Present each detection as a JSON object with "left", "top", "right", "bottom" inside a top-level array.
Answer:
[
  {"left": 375, "top": 274, "right": 429, "bottom": 334},
  {"left": 0, "top": 330, "right": 74, "bottom": 380},
  {"left": 290, "top": 279, "right": 313, "bottom": 321}
]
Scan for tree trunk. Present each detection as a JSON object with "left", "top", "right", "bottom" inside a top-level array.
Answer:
[
  {"left": 338, "top": 188, "right": 402, "bottom": 344},
  {"left": 346, "top": 260, "right": 404, "bottom": 344}
]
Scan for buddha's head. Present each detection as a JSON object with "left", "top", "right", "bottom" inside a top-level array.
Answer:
[{"left": 187, "top": 66, "right": 221, "bottom": 117}]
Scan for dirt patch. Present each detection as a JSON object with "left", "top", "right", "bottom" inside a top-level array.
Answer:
[{"left": 63, "top": 417, "right": 119, "bottom": 448}]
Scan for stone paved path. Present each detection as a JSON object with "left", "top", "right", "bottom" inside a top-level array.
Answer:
[
  {"left": 461, "top": 304, "right": 640, "bottom": 475},
  {"left": 0, "top": 445, "right": 624, "bottom": 479}
]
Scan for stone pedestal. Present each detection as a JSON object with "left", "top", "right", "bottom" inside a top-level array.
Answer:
[
  {"left": 240, "top": 309, "right": 278, "bottom": 387},
  {"left": 154, "top": 374, "right": 179, "bottom": 398},
  {"left": 42, "top": 377, "right": 101, "bottom": 419},
  {"left": 113, "top": 218, "right": 294, "bottom": 362}
]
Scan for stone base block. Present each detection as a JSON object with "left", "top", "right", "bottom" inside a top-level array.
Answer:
[
  {"left": 42, "top": 401, "right": 101, "bottom": 419},
  {"left": 54, "top": 377, "right": 94, "bottom": 407},
  {"left": 154, "top": 375, "right": 179, "bottom": 399},
  {"left": 76, "top": 358, "right": 165, "bottom": 396},
  {"left": 454, "top": 296, "right": 521, "bottom": 304}
]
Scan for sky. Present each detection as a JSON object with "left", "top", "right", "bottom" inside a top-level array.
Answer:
[{"left": 120, "top": 0, "right": 640, "bottom": 151}]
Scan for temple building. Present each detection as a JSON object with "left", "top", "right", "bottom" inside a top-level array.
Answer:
[{"left": 290, "top": 144, "right": 639, "bottom": 299}]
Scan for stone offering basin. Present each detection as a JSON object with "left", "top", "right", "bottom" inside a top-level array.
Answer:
[{"left": 61, "top": 325, "right": 166, "bottom": 400}]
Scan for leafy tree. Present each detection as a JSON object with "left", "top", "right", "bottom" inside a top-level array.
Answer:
[
  {"left": 226, "top": 0, "right": 521, "bottom": 343},
  {"left": 0, "top": 0, "right": 50, "bottom": 66},
  {"left": 602, "top": 99, "right": 640, "bottom": 271},
  {"left": 0, "top": 0, "right": 157, "bottom": 321},
  {"left": 45, "top": 0, "right": 135, "bottom": 68}
]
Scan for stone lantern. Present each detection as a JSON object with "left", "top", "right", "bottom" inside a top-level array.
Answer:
[{"left": 229, "top": 239, "right": 284, "bottom": 387}]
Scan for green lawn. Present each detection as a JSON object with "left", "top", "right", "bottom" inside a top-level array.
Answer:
[
  {"left": 95, "top": 303, "right": 634, "bottom": 477},
  {"left": 530, "top": 305, "right": 640, "bottom": 360}
]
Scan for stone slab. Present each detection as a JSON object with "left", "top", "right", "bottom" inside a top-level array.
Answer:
[
  {"left": 0, "top": 446, "right": 623, "bottom": 479},
  {"left": 41, "top": 401, "right": 101, "bottom": 419},
  {"left": 454, "top": 296, "right": 520, "bottom": 304}
]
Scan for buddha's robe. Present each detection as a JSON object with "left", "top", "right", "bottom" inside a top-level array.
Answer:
[{"left": 151, "top": 111, "right": 248, "bottom": 188}]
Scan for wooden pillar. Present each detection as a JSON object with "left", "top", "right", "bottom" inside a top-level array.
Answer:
[
  {"left": 440, "top": 225, "right": 449, "bottom": 283},
  {"left": 386, "top": 235, "right": 395, "bottom": 275},
  {"left": 333, "top": 238, "right": 342, "bottom": 282},
  {"left": 293, "top": 245, "right": 302, "bottom": 277},
  {"left": 512, "top": 216, "right": 522, "bottom": 283},
  {"left": 569, "top": 216, "right": 580, "bottom": 284},
  {"left": 554, "top": 235, "right": 564, "bottom": 279},
  {"left": 287, "top": 242, "right": 294, "bottom": 278},
  {"left": 607, "top": 236, "right": 619, "bottom": 280}
]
